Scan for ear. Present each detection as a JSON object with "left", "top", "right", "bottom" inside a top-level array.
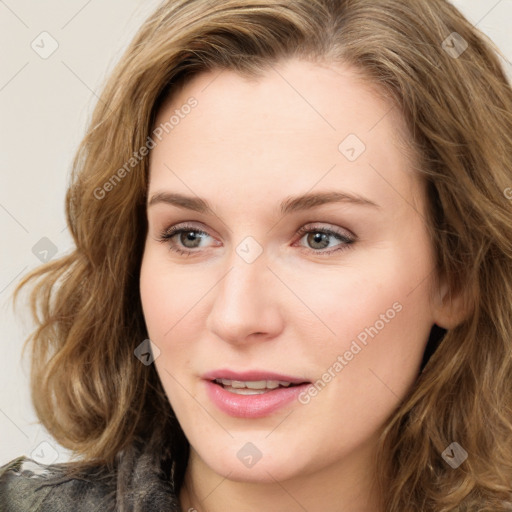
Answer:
[{"left": 431, "top": 276, "right": 471, "bottom": 330}]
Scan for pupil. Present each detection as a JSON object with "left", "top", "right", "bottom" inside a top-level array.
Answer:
[
  {"left": 182, "top": 231, "right": 201, "bottom": 248},
  {"left": 309, "top": 232, "right": 329, "bottom": 249}
]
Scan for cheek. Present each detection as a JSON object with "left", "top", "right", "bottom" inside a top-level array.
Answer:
[
  {"left": 140, "top": 251, "right": 197, "bottom": 405},
  {"left": 139, "top": 247, "right": 200, "bottom": 341},
  {"left": 293, "top": 245, "right": 433, "bottom": 346},
  {"left": 139, "top": 256, "right": 165, "bottom": 339},
  {"left": 290, "top": 239, "right": 436, "bottom": 403}
]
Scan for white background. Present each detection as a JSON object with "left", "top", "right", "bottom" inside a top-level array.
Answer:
[{"left": 1, "top": 0, "right": 511, "bottom": 465}]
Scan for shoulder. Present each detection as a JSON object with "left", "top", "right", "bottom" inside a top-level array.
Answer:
[
  {"left": 0, "top": 455, "right": 116, "bottom": 512},
  {"left": 0, "top": 445, "right": 182, "bottom": 512}
]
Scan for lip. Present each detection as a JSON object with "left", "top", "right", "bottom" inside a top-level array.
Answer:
[
  {"left": 202, "top": 369, "right": 309, "bottom": 384},
  {"left": 202, "top": 368, "right": 312, "bottom": 418}
]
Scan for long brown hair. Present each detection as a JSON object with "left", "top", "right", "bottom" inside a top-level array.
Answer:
[{"left": 13, "top": 0, "right": 512, "bottom": 509}]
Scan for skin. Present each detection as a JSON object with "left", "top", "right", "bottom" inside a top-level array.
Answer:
[{"left": 139, "top": 58, "right": 460, "bottom": 512}]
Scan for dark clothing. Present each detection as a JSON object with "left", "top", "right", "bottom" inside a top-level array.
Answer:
[{"left": 0, "top": 444, "right": 181, "bottom": 511}]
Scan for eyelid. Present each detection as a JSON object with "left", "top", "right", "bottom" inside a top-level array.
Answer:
[
  {"left": 296, "top": 222, "right": 355, "bottom": 241},
  {"left": 158, "top": 220, "right": 354, "bottom": 239},
  {"left": 158, "top": 221, "right": 212, "bottom": 241}
]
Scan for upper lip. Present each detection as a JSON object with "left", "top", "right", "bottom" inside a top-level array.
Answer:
[{"left": 202, "top": 369, "right": 310, "bottom": 384}]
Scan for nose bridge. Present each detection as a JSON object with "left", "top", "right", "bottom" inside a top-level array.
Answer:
[
  {"left": 206, "top": 245, "right": 282, "bottom": 343},
  {"left": 218, "top": 231, "right": 271, "bottom": 303}
]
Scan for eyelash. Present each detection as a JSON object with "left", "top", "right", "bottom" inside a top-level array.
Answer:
[{"left": 157, "top": 223, "right": 356, "bottom": 257}]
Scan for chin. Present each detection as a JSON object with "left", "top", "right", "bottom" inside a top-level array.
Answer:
[{"left": 196, "top": 446, "right": 305, "bottom": 483}]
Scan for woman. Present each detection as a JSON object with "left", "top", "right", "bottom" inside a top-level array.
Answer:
[{"left": 1, "top": 0, "right": 512, "bottom": 510}]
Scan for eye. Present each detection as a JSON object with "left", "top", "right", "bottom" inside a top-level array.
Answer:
[
  {"left": 157, "top": 224, "right": 214, "bottom": 256},
  {"left": 295, "top": 224, "right": 355, "bottom": 255},
  {"left": 157, "top": 222, "right": 356, "bottom": 256}
]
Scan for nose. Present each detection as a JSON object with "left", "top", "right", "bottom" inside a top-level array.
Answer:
[{"left": 206, "top": 253, "right": 284, "bottom": 346}]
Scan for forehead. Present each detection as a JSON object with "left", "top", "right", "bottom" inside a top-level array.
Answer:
[{"left": 148, "top": 59, "right": 422, "bottom": 216}]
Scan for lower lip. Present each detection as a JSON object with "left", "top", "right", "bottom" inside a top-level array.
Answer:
[{"left": 204, "top": 380, "right": 311, "bottom": 418}]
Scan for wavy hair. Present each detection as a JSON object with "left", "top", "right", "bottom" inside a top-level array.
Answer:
[{"left": 13, "top": 0, "right": 512, "bottom": 509}]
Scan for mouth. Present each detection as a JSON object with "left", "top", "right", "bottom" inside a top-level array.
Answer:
[
  {"left": 202, "top": 369, "right": 312, "bottom": 418},
  {"left": 211, "top": 378, "right": 305, "bottom": 395}
]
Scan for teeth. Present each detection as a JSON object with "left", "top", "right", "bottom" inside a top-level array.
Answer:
[
  {"left": 214, "top": 378, "right": 293, "bottom": 390},
  {"left": 225, "top": 387, "right": 267, "bottom": 395}
]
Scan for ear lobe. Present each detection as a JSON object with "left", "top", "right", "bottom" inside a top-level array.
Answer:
[{"left": 431, "top": 279, "right": 471, "bottom": 330}]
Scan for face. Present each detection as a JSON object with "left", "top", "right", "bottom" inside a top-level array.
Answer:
[{"left": 140, "top": 59, "right": 450, "bottom": 485}]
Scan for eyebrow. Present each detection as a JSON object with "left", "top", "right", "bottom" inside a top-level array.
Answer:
[{"left": 147, "top": 190, "right": 381, "bottom": 215}]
